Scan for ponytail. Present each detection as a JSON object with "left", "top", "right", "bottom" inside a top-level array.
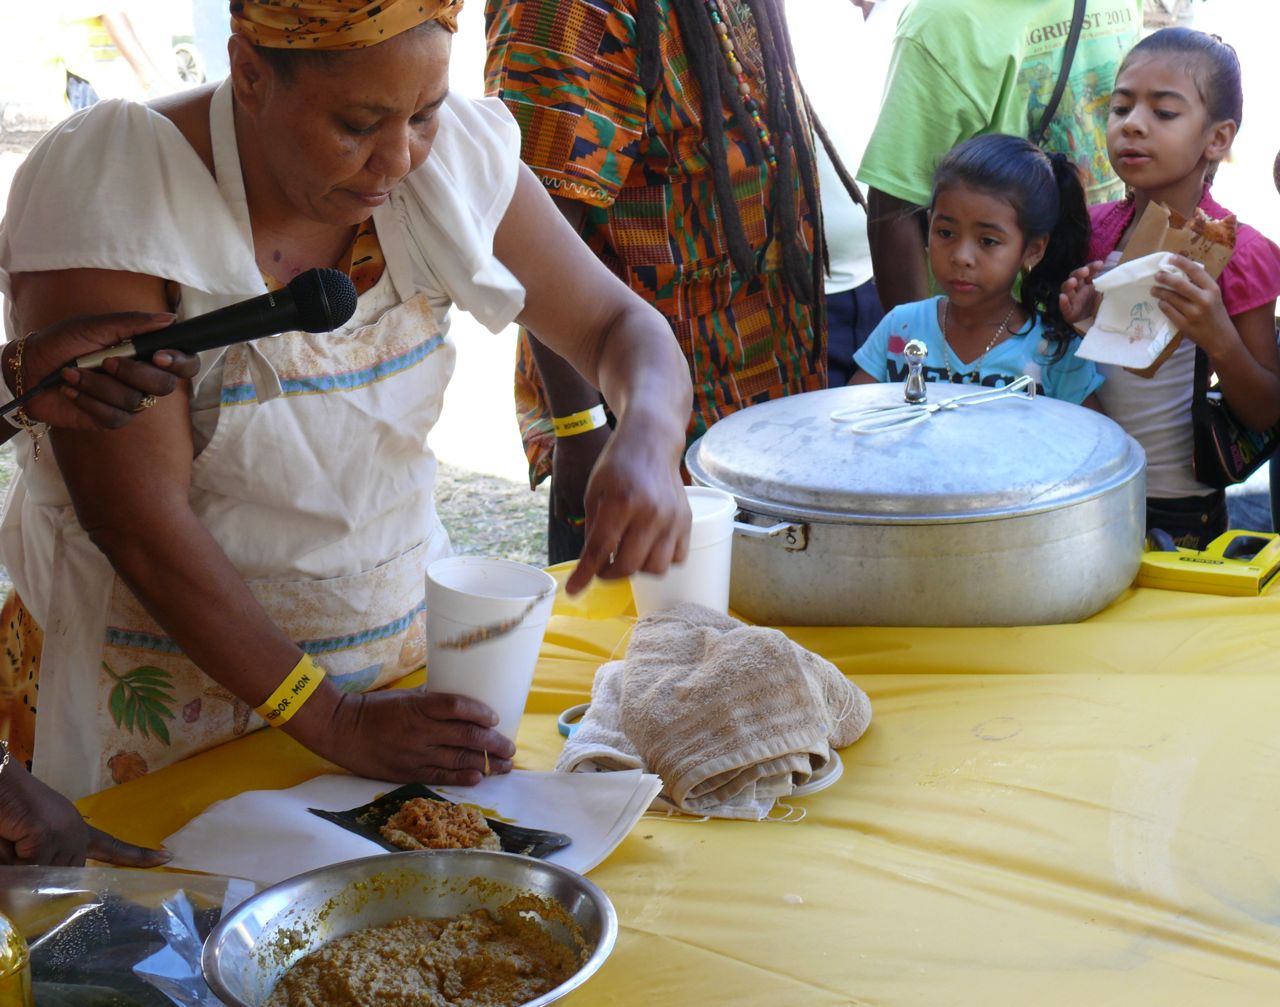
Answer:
[
  {"left": 933, "top": 136, "right": 1090, "bottom": 361},
  {"left": 1022, "top": 151, "right": 1089, "bottom": 359}
]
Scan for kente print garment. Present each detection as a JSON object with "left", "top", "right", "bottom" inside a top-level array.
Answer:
[{"left": 485, "top": 0, "right": 823, "bottom": 485}]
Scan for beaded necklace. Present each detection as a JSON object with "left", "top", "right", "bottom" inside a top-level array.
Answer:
[
  {"left": 705, "top": 0, "right": 777, "bottom": 167},
  {"left": 941, "top": 298, "right": 1018, "bottom": 384}
]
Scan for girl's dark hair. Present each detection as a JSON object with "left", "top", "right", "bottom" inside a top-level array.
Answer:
[
  {"left": 1120, "top": 27, "right": 1243, "bottom": 128},
  {"left": 932, "top": 134, "right": 1089, "bottom": 357}
]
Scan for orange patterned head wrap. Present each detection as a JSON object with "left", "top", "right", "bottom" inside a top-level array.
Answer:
[{"left": 230, "top": 0, "right": 463, "bottom": 51}]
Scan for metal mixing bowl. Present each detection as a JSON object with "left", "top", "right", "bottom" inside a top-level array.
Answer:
[{"left": 201, "top": 850, "right": 618, "bottom": 1006}]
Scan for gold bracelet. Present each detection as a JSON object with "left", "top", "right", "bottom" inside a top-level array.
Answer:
[
  {"left": 255, "top": 654, "right": 326, "bottom": 727},
  {"left": 7, "top": 334, "right": 44, "bottom": 460},
  {"left": 553, "top": 404, "right": 607, "bottom": 438}
]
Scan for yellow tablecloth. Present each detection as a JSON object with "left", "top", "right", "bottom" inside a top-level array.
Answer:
[{"left": 78, "top": 576, "right": 1280, "bottom": 1005}]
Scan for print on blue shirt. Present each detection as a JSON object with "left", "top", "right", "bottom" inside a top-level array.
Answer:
[{"left": 853, "top": 296, "right": 1103, "bottom": 405}]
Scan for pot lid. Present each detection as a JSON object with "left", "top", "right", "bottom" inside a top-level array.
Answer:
[{"left": 686, "top": 383, "right": 1145, "bottom": 524}]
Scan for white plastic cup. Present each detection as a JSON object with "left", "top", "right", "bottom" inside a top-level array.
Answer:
[
  {"left": 631, "top": 486, "right": 737, "bottom": 617},
  {"left": 425, "top": 556, "right": 557, "bottom": 743}
]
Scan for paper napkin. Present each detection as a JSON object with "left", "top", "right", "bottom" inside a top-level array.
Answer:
[
  {"left": 163, "top": 769, "right": 663, "bottom": 886},
  {"left": 1076, "top": 251, "right": 1183, "bottom": 369}
]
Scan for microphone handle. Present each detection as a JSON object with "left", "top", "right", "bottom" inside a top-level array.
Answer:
[
  {"left": 0, "top": 281, "right": 323, "bottom": 419},
  {"left": 72, "top": 288, "right": 301, "bottom": 369}
]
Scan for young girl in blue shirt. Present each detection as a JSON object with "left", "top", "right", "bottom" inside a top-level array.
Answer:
[{"left": 854, "top": 133, "right": 1101, "bottom": 406}]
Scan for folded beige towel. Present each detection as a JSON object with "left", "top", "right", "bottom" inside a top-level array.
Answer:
[{"left": 556, "top": 603, "right": 871, "bottom": 819}]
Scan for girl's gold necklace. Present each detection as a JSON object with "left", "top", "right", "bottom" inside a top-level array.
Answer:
[{"left": 941, "top": 299, "right": 1019, "bottom": 384}]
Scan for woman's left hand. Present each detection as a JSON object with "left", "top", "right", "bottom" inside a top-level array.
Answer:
[
  {"left": 567, "top": 416, "right": 691, "bottom": 595},
  {"left": 8, "top": 311, "right": 201, "bottom": 431},
  {"left": 1152, "top": 255, "right": 1237, "bottom": 357}
]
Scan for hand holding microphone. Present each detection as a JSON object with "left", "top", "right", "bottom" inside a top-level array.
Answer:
[
  {"left": 1, "top": 268, "right": 359, "bottom": 423},
  {"left": 4, "top": 312, "right": 199, "bottom": 434}
]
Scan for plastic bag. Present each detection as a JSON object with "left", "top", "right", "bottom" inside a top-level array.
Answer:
[{"left": 0, "top": 866, "right": 256, "bottom": 1006}]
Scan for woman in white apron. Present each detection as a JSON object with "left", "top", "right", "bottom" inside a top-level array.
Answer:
[{"left": 0, "top": 0, "right": 693, "bottom": 800}]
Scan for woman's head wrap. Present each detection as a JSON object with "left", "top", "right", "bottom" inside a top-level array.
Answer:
[{"left": 230, "top": 0, "right": 463, "bottom": 50}]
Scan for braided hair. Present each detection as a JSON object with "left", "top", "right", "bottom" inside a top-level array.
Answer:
[{"left": 637, "top": 0, "right": 861, "bottom": 316}]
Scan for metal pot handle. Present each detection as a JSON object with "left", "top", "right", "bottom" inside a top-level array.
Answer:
[
  {"left": 733, "top": 514, "right": 809, "bottom": 552},
  {"left": 733, "top": 518, "right": 795, "bottom": 539}
]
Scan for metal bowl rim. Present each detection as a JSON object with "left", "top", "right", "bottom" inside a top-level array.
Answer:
[{"left": 201, "top": 848, "right": 618, "bottom": 1007}]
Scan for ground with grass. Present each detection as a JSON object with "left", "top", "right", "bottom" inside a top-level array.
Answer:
[{"left": 435, "top": 464, "right": 550, "bottom": 566}]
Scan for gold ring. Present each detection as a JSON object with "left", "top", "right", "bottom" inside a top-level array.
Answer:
[{"left": 132, "top": 394, "right": 158, "bottom": 413}]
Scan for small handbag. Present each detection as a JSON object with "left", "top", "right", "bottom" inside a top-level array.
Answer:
[{"left": 1191, "top": 347, "right": 1280, "bottom": 487}]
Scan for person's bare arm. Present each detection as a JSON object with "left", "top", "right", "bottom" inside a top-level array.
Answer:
[
  {"left": 1199, "top": 301, "right": 1280, "bottom": 430},
  {"left": 11, "top": 268, "right": 514, "bottom": 784},
  {"left": 494, "top": 166, "right": 692, "bottom": 594},
  {"left": 100, "top": 11, "right": 171, "bottom": 94},
  {"left": 528, "top": 200, "right": 593, "bottom": 414},
  {"left": 867, "top": 187, "right": 931, "bottom": 312},
  {"left": 522, "top": 196, "right": 613, "bottom": 533}
]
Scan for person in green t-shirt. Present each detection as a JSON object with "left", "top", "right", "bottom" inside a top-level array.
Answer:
[{"left": 857, "top": 0, "right": 1141, "bottom": 313}]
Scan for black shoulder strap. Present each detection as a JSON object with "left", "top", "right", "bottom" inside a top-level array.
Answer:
[
  {"left": 1192, "top": 345, "right": 1211, "bottom": 418},
  {"left": 1032, "top": 0, "right": 1088, "bottom": 147}
]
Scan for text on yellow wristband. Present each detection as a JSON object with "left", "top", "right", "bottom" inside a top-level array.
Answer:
[
  {"left": 255, "top": 655, "right": 326, "bottom": 726},
  {"left": 552, "top": 404, "right": 607, "bottom": 438}
]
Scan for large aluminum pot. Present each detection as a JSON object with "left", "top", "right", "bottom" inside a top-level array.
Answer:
[
  {"left": 686, "top": 383, "right": 1146, "bottom": 626},
  {"left": 202, "top": 850, "right": 617, "bottom": 1006}
]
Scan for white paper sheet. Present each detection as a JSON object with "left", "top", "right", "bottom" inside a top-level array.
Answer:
[
  {"left": 1076, "top": 251, "right": 1183, "bottom": 368},
  {"left": 162, "top": 770, "right": 663, "bottom": 887}
]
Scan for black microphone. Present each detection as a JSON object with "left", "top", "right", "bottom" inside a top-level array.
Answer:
[
  {"left": 70, "top": 267, "right": 359, "bottom": 369},
  {"left": 2, "top": 268, "right": 358, "bottom": 418}
]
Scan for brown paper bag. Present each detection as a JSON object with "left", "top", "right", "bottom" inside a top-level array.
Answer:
[{"left": 1078, "top": 200, "right": 1235, "bottom": 377}]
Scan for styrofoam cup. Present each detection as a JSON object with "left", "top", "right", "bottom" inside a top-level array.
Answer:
[
  {"left": 631, "top": 486, "right": 737, "bottom": 617},
  {"left": 425, "top": 556, "right": 557, "bottom": 743}
]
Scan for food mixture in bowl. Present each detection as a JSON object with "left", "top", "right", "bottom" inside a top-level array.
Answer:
[
  {"left": 379, "top": 798, "right": 502, "bottom": 852},
  {"left": 263, "top": 896, "right": 585, "bottom": 1007}
]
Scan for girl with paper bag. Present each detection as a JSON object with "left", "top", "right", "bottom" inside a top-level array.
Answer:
[{"left": 1059, "top": 28, "right": 1280, "bottom": 547}]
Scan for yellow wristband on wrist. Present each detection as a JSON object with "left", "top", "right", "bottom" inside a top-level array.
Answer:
[
  {"left": 255, "top": 654, "right": 326, "bottom": 727},
  {"left": 553, "top": 404, "right": 607, "bottom": 438}
]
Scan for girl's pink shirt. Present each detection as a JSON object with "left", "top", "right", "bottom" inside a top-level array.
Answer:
[{"left": 1088, "top": 187, "right": 1280, "bottom": 317}]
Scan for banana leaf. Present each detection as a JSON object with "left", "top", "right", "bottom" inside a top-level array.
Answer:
[{"left": 310, "top": 783, "right": 572, "bottom": 858}]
